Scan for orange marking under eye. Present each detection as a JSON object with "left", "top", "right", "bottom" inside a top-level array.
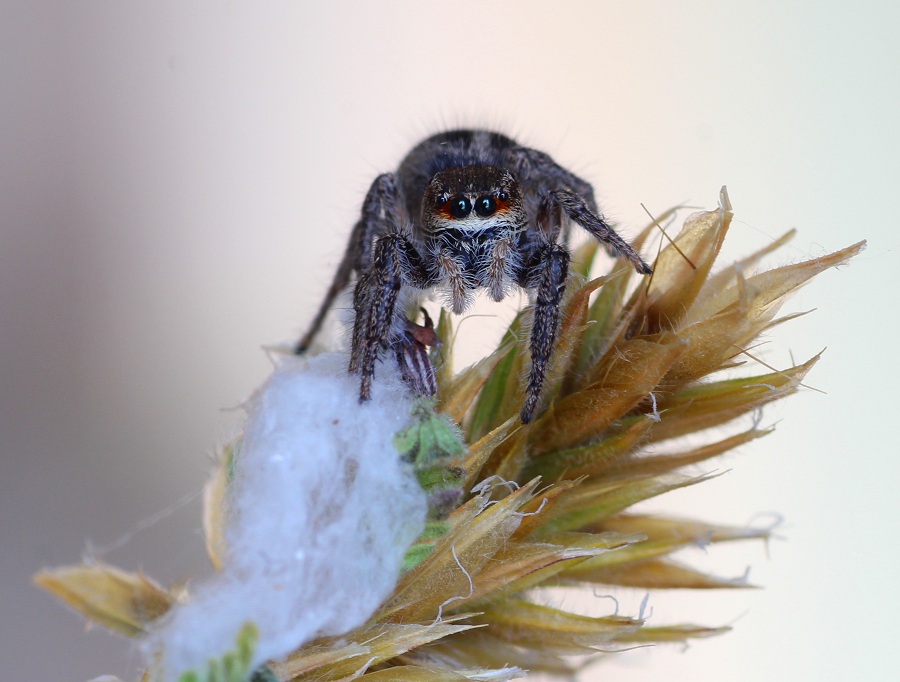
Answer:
[
  {"left": 437, "top": 197, "right": 511, "bottom": 220},
  {"left": 437, "top": 201, "right": 455, "bottom": 219}
]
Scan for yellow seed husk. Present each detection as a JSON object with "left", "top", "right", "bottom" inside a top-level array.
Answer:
[{"left": 33, "top": 562, "right": 174, "bottom": 637}]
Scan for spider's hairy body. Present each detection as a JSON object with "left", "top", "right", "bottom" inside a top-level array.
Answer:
[{"left": 297, "top": 129, "right": 652, "bottom": 423}]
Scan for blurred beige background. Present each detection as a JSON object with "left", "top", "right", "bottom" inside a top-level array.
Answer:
[{"left": 2, "top": 2, "right": 898, "bottom": 680}]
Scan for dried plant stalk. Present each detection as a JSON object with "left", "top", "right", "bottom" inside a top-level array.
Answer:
[{"left": 35, "top": 188, "right": 865, "bottom": 681}]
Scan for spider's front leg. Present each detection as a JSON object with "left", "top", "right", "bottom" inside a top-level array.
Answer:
[
  {"left": 508, "top": 146, "right": 599, "bottom": 212},
  {"left": 550, "top": 190, "right": 653, "bottom": 275},
  {"left": 350, "top": 231, "right": 431, "bottom": 401},
  {"left": 508, "top": 144, "right": 652, "bottom": 275},
  {"left": 296, "top": 173, "right": 402, "bottom": 354},
  {"left": 521, "top": 242, "right": 570, "bottom": 424}
]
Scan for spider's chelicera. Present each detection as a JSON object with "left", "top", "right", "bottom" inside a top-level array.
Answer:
[{"left": 297, "top": 129, "right": 652, "bottom": 423}]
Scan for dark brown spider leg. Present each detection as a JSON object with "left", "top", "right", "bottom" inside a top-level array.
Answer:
[
  {"left": 550, "top": 189, "right": 653, "bottom": 275},
  {"left": 535, "top": 194, "right": 565, "bottom": 243},
  {"left": 350, "top": 231, "right": 431, "bottom": 401},
  {"left": 295, "top": 172, "right": 402, "bottom": 354},
  {"left": 521, "top": 243, "right": 570, "bottom": 424},
  {"left": 507, "top": 146, "right": 600, "bottom": 212},
  {"left": 507, "top": 145, "right": 602, "bottom": 246}
]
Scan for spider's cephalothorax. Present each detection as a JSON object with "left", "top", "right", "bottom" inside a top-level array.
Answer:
[{"left": 297, "top": 129, "right": 653, "bottom": 423}]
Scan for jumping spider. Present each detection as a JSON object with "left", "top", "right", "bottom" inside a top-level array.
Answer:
[{"left": 296, "top": 129, "right": 652, "bottom": 423}]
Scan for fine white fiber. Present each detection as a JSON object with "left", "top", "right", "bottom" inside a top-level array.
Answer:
[{"left": 143, "top": 353, "right": 428, "bottom": 680}]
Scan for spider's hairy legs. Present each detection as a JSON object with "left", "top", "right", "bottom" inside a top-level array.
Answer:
[
  {"left": 508, "top": 146, "right": 599, "bottom": 212},
  {"left": 509, "top": 144, "right": 652, "bottom": 276},
  {"left": 551, "top": 189, "right": 653, "bottom": 275},
  {"left": 350, "top": 231, "right": 431, "bottom": 401},
  {"left": 295, "top": 173, "right": 402, "bottom": 354},
  {"left": 520, "top": 242, "right": 570, "bottom": 424}
]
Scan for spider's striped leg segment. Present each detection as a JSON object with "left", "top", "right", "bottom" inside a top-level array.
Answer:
[
  {"left": 295, "top": 172, "right": 402, "bottom": 354},
  {"left": 350, "top": 231, "right": 432, "bottom": 402},
  {"left": 550, "top": 189, "right": 653, "bottom": 275},
  {"left": 520, "top": 242, "right": 570, "bottom": 424},
  {"left": 393, "top": 313, "right": 439, "bottom": 397}
]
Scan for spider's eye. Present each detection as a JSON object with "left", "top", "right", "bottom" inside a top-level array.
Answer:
[
  {"left": 449, "top": 197, "right": 472, "bottom": 219},
  {"left": 497, "top": 191, "right": 508, "bottom": 202},
  {"left": 475, "top": 196, "right": 497, "bottom": 217}
]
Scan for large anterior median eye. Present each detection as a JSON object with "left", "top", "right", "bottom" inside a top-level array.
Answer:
[
  {"left": 475, "top": 196, "right": 497, "bottom": 217},
  {"left": 449, "top": 197, "right": 472, "bottom": 219}
]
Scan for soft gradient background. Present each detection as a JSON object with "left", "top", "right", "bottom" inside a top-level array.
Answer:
[{"left": 3, "top": 2, "right": 897, "bottom": 680}]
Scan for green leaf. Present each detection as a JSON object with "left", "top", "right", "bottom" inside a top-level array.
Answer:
[{"left": 177, "top": 622, "right": 259, "bottom": 682}]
